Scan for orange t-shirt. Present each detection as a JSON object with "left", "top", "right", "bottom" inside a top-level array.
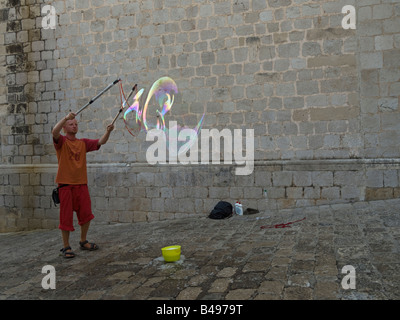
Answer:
[{"left": 53, "top": 135, "right": 100, "bottom": 185}]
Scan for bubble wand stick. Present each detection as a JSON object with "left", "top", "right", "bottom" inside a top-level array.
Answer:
[
  {"left": 111, "top": 84, "right": 137, "bottom": 126},
  {"left": 75, "top": 78, "right": 121, "bottom": 116}
]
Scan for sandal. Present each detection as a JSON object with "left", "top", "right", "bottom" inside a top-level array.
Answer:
[
  {"left": 79, "top": 240, "right": 99, "bottom": 251},
  {"left": 60, "top": 246, "right": 75, "bottom": 259}
]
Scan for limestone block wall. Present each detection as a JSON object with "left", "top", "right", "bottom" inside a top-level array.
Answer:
[{"left": 1, "top": 0, "right": 399, "bottom": 232}]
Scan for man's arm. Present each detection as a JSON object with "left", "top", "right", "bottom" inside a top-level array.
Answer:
[
  {"left": 98, "top": 124, "right": 115, "bottom": 146},
  {"left": 52, "top": 112, "right": 75, "bottom": 140}
]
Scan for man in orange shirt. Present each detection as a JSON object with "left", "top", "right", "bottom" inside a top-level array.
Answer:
[{"left": 52, "top": 112, "right": 114, "bottom": 258}]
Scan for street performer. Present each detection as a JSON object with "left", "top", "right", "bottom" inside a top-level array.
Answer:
[{"left": 52, "top": 112, "right": 114, "bottom": 258}]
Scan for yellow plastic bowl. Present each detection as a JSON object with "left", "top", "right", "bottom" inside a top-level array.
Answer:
[{"left": 162, "top": 245, "right": 181, "bottom": 262}]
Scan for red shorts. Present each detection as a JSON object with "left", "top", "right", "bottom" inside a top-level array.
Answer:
[{"left": 58, "top": 184, "right": 94, "bottom": 231}]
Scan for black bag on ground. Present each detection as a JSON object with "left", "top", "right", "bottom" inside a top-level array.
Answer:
[{"left": 208, "top": 201, "right": 233, "bottom": 219}]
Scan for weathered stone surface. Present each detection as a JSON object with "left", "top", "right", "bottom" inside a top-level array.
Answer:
[
  {"left": 1, "top": 199, "right": 400, "bottom": 301},
  {"left": 1, "top": 0, "right": 400, "bottom": 262}
]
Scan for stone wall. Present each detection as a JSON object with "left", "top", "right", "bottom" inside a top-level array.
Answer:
[{"left": 1, "top": 0, "right": 399, "bottom": 232}]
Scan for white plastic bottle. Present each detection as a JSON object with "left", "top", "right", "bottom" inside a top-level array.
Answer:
[{"left": 235, "top": 201, "right": 243, "bottom": 215}]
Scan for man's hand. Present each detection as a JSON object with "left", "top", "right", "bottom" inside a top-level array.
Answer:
[
  {"left": 65, "top": 112, "right": 76, "bottom": 121},
  {"left": 98, "top": 123, "right": 115, "bottom": 146},
  {"left": 53, "top": 112, "right": 76, "bottom": 140},
  {"left": 106, "top": 124, "right": 115, "bottom": 133}
]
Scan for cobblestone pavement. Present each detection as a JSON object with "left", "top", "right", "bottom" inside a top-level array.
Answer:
[{"left": 1, "top": 199, "right": 399, "bottom": 301}]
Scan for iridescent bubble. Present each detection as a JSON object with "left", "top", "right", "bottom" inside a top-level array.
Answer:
[
  {"left": 123, "top": 76, "right": 205, "bottom": 156},
  {"left": 123, "top": 88, "right": 144, "bottom": 136},
  {"left": 165, "top": 114, "right": 205, "bottom": 157},
  {"left": 142, "top": 76, "right": 178, "bottom": 132}
]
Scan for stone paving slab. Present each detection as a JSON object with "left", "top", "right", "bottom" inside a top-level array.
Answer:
[{"left": 0, "top": 199, "right": 399, "bottom": 300}]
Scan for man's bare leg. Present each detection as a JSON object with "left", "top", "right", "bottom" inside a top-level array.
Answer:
[
  {"left": 61, "top": 229, "right": 75, "bottom": 258},
  {"left": 80, "top": 221, "right": 98, "bottom": 250},
  {"left": 80, "top": 221, "right": 90, "bottom": 244}
]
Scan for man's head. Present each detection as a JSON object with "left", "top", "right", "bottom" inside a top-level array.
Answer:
[{"left": 63, "top": 119, "right": 78, "bottom": 135}]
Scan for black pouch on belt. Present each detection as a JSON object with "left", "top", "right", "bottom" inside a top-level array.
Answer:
[{"left": 52, "top": 185, "right": 69, "bottom": 207}]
